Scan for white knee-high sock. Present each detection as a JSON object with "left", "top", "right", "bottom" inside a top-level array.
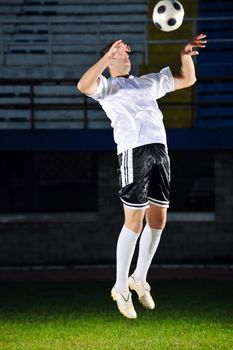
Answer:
[
  {"left": 132, "top": 224, "right": 162, "bottom": 283},
  {"left": 115, "top": 225, "right": 139, "bottom": 295}
]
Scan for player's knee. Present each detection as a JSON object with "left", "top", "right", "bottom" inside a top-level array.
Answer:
[
  {"left": 148, "top": 215, "right": 167, "bottom": 230},
  {"left": 124, "top": 218, "right": 143, "bottom": 234},
  {"left": 156, "top": 218, "right": 166, "bottom": 230},
  {"left": 124, "top": 207, "right": 145, "bottom": 233}
]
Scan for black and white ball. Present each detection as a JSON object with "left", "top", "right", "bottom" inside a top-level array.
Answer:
[{"left": 152, "top": 0, "right": 185, "bottom": 32}]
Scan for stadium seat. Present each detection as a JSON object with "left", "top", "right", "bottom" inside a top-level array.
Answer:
[
  {"left": 196, "top": 0, "right": 233, "bottom": 127},
  {"left": 0, "top": 0, "right": 148, "bottom": 129}
]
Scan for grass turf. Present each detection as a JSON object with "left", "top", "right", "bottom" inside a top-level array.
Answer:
[{"left": 0, "top": 279, "right": 232, "bottom": 350}]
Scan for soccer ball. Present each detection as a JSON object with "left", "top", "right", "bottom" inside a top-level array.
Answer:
[{"left": 152, "top": 0, "right": 185, "bottom": 32}]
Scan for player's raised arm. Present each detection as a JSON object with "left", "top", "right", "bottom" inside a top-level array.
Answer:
[
  {"left": 173, "top": 33, "right": 207, "bottom": 90},
  {"left": 77, "top": 39, "right": 123, "bottom": 95}
]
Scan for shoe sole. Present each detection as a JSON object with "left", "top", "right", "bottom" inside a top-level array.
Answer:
[{"left": 138, "top": 296, "right": 155, "bottom": 310}]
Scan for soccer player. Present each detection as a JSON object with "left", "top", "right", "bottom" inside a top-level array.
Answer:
[{"left": 77, "top": 34, "right": 207, "bottom": 319}]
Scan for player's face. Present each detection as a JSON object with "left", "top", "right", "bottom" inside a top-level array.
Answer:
[{"left": 112, "top": 42, "right": 131, "bottom": 74}]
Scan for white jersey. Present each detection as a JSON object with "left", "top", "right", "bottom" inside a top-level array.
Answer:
[{"left": 87, "top": 67, "right": 174, "bottom": 155}]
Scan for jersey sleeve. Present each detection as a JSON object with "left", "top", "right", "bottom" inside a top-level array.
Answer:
[
  {"left": 86, "top": 74, "right": 108, "bottom": 101},
  {"left": 147, "top": 67, "right": 175, "bottom": 99}
]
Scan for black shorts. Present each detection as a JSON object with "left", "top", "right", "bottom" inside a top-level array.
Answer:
[{"left": 118, "top": 143, "right": 170, "bottom": 210}]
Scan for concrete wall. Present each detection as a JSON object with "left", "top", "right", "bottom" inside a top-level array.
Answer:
[{"left": 0, "top": 151, "right": 232, "bottom": 266}]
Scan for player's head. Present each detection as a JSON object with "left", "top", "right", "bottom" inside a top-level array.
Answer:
[{"left": 101, "top": 40, "right": 131, "bottom": 77}]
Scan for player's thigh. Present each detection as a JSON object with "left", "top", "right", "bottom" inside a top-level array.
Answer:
[{"left": 146, "top": 202, "right": 167, "bottom": 229}]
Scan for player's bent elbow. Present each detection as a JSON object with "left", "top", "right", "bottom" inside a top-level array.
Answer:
[
  {"left": 184, "top": 77, "right": 196, "bottom": 88},
  {"left": 190, "top": 77, "right": 197, "bottom": 86},
  {"left": 174, "top": 76, "right": 196, "bottom": 90},
  {"left": 77, "top": 81, "right": 97, "bottom": 96},
  {"left": 77, "top": 81, "right": 85, "bottom": 93}
]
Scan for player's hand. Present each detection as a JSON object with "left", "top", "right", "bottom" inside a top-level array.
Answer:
[
  {"left": 181, "top": 33, "right": 207, "bottom": 56},
  {"left": 105, "top": 40, "right": 124, "bottom": 60},
  {"left": 104, "top": 40, "right": 131, "bottom": 61}
]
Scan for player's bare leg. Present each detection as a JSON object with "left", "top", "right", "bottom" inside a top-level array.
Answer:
[
  {"left": 146, "top": 204, "right": 167, "bottom": 230},
  {"left": 124, "top": 206, "right": 146, "bottom": 233}
]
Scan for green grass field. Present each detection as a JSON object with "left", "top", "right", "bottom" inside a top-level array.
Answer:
[{"left": 0, "top": 279, "right": 232, "bottom": 350}]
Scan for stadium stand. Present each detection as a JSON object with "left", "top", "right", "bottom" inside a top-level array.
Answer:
[
  {"left": 196, "top": 0, "right": 233, "bottom": 127},
  {"left": 0, "top": 0, "right": 232, "bottom": 130},
  {"left": 0, "top": 0, "right": 147, "bottom": 69},
  {"left": 0, "top": 0, "right": 148, "bottom": 129},
  {"left": 140, "top": 0, "right": 233, "bottom": 129}
]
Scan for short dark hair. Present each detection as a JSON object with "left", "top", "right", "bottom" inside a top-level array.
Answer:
[{"left": 100, "top": 40, "right": 117, "bottom": 57}]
